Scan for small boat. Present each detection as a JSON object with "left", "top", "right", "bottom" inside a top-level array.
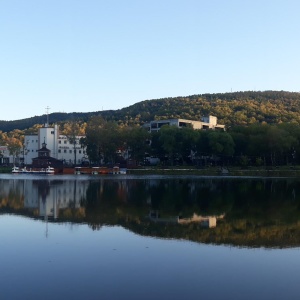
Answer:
[
  {"left": 12, "top": 166, "right": 55, "bottom": 174},
  {"left": 73, "top": 166, "right": 127, "bottom": 175},
  {"left": 118, "top": 168, "right": 127, "bottom": 175},
  {"left": 219, "top": 167, "right": 229, "bottom": 175},
  {"left": 12, "top": 166, "right": 20, "bottom": 173},
  {"left": 110, "top": 166, "right": 127, "bottom": 175}
]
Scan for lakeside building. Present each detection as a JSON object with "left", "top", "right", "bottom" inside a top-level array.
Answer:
[
  {"left": 143, "top": 116, "right": 225, "bottom": 166},
  {"left": 0, "top": 124, "right": 89, "bottom": 166},
  {"left": 143, "top": 115, "right": 225, "bottom": 133},
  {"left": 23, "top": 124, "right": 87, "bottom": 166},
  {"left": 0, "top": 115, "right": 224, "bottom": 166}
]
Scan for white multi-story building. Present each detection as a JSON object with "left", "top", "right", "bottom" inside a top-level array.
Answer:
[
  {"left": 24, "top": 124, "right": 87, "bottom": 165},
  {"left": 23, "top": 179, "right": 89, "bottom": 219},
  {"left": 0, "top": 178, "right": 89, "bottom": 220}
]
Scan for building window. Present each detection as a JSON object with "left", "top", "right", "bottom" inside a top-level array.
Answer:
[
  {"left": 59, "top": 141, "right": 61, "bottom": 144},
  {"left": 158, "top": 122, "right": 169, "bottom": 128},
  {"left": 69, "top": 150, "right": 72, "bottom": 153},
  {"left": 79, "top": 150, "right": 81, "bottom": 154},
  {"left": 58, "top": 150, "right": 61, "bottom": 153},
  {"left": 64, "top": 141, "right": 67, "bottom": 144},
  {"left": 51, "top": 131, "right": 54, "bottom": 134},
  {"left": 64, "top": 150, "right": 67, "bottom": 153}
]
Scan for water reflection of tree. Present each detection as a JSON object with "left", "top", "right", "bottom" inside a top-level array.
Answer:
[
  {"left": 3, "top": 177, "right": 300, "bottom": 248},
  {"left": 35, "top": 180, "right": 50, "bottom": 205},
  {"left": 0, "top": 179, "right": 24, "bottom": 212},
  {"left": 83, "top": 180, "right": 150, "bottom": 230},
  {"left": 81, "top": 179, "right": 245, "bottom": 231},
  {"left": 148, "top": 179, "right": 232, "bottom": 217}
]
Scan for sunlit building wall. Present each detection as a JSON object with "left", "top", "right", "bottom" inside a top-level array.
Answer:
[{"left": 23, "top": 125, "right": 87, "bottom": 165}]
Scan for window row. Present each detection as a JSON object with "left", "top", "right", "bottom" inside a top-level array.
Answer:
[
  {"left": 58, "top": 150, "right": 83, "bottom": 154},
  {"left": 58, "top": 140, "right": 80, "bottom": 144}
]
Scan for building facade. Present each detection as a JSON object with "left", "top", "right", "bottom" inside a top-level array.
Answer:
[
  {"left": 0, "top": 146, "right": 16, "bottom": 165},
  {"left": 23, "top": 125, "right": 87, "bottom": 165},
  {"left": 143, "top": 115, "right": 225, "bottom": 133}
]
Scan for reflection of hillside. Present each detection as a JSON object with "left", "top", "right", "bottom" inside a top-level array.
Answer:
[
  {"left": 1, "top": 177, "right": 300, "bottom": 248},
  {"left": 121, "top": 218, "right": 300, "bottom": 249}
]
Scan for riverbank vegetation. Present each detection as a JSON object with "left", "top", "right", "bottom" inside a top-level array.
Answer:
[
  {"left": 83, "top": 118, "right": 300, "bottom": 168},
  {"left": 2, "top": 117, "right": 300, "bottom": 170},
  {"left": 2, "top": 91, "right": 300, "bottom": 169}
]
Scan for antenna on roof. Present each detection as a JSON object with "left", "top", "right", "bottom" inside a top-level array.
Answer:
[{"left": 45, "top": 106, "right": 50, "bottom": 127}]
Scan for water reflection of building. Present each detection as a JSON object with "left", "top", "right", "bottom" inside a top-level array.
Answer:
[
  {"left": 23, "top": 180, "right": 89, "bottom": 219},
  {"left": 0, "top": 179, "right": 25, "bottom": 197},
  {"left": 178, "top": 213, "right": 225, "bottom": 228},
  {"left": 148, "top": 211, "right": 224, "bottom": 228}
]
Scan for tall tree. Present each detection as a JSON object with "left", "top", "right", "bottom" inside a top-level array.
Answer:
[
  {"left": 123, "top": 126, "right": 150, "bottom": 163},
  {"left": 158, "top": 125, "right": 179, "bottom": 165},
  {"left": 207, "top": 131, "right": 235, "bottom": 165},
  {"left": 6, "top": 137, "right": 22, "bottom": 165},
  {"left": 85, "top": 116, "right": 122, "bottom": 164},
  {"left": 62, "top": 121, "right": 85, "bottom": 165}
]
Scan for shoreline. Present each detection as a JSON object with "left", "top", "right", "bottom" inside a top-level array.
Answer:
[
  {"left": 2, "top": 166, "right": 300, "bottom": 177},
  {"left": 127, "top": 167, "right": 300, "bottom": 177}
]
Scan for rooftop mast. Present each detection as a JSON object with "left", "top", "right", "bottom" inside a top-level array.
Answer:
[{"left": 45, "top": 106, "right": 50, "bottom": 127}]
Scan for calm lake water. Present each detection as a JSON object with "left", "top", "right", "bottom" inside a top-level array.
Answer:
[{"left": 1, "top": 174, "right": 300, "bottom": 300}]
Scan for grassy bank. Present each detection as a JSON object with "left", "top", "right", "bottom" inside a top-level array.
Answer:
[
  {"left": 0, "top": 167, "right": 12, "bottom": 173},
  {"left": 127, "top": 166, "right": 300, "bottom": 177}
]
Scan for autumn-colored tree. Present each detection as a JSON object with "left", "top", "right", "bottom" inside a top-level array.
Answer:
[
  {"left": 61, "top": 121, "right": 86, "bottom": 165},
  {"left": 5, "top": 137, "right": 22, "bottom": 165}
]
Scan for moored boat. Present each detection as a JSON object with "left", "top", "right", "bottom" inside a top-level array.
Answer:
[
  {"left": 12, "top": 166, "right": 20, "bottom": 173},
  {"left": 72, "top": 166, "right": 127, "bottom": 175},
  {"left": 12, "top": 166, "right": 55, "bottom": 174}
]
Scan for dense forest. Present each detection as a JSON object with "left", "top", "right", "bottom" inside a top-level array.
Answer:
[{"left": 1, "top": 90, "right": 300, "bottom": 132}]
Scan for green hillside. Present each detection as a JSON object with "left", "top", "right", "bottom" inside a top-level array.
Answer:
[{"left": 1, "top": 90, "right": 300, "bottom": 132}]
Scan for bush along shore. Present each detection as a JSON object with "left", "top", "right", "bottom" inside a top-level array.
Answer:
[{"left": 0, "top": 166, "right": 12, "bottom": 173}]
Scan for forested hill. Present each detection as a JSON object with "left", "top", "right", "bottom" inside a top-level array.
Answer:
[{"left": 1, "top": 91, "right": 300, "bottom": 132}]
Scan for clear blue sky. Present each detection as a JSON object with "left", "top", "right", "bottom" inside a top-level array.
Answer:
[{"left": 0, "top": 0, "right": 299, "bottom": 121}]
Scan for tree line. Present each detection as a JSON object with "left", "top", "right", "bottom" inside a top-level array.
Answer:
[
  {"left": 1, "top": 115, "right": 300, "bottom": 168},
  {"left": 83, "top": 117, "right": 300, "bottom": 168}
]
